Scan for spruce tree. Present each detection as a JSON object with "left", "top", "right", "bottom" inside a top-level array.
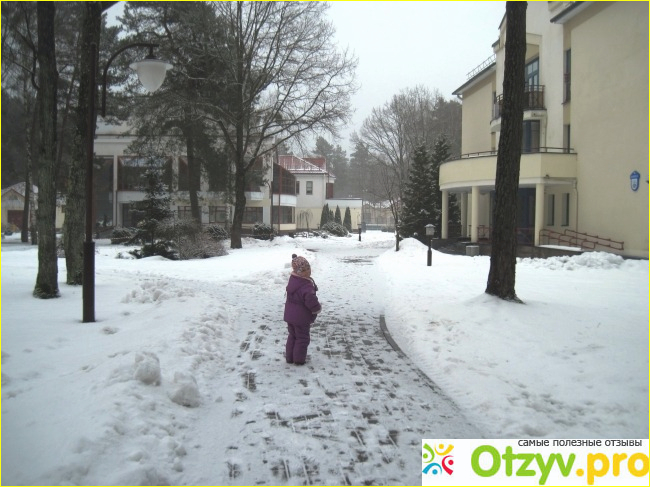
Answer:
[
  {"left": 431, "top": 134, "right": 452, "bottom": 234},
  {"left": 399, "top": 144, "right": 438, "bottom": 241},
  {"left": 320, "top": 203, "right": 330, "bottom": 228},
  {"left": 132, "top": 158, "right": 173, "bottom": 247},
  {"left": 335, "top": 205, "right": 342, "bottom": 224},
  {"left": 343, "top": 207, "right": 352, "bottom": 232}
]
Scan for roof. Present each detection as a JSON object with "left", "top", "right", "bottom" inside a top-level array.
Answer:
[
  {"left": 278, "top": 155, "right": 335, "bottom": 178},
  {"left": 1, "top": 182, "right": 38, "bottom": 198}
]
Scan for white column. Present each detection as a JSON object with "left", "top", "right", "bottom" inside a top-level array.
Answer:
[
  {"left": 441, "top": 190, "right": 449, "bottom": 239},
  {"left": 471, "top": 186, "right": 479, "bottom": 243},
  {"left": 535, "top": 182, "right": 545, "bottom": 246},
  {"left": 460, "top": 193, "right": 468, "bottom": 237}
]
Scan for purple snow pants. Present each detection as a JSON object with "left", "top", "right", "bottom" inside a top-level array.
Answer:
[{"left": 285, "top": 322, "right": 311, "bottom": 364}]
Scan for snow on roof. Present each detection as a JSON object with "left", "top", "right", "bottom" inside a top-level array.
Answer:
[
  {"left": 278, "top": 155, "right": 335, "bottom": 178},
  {"left": 1, "top": 182, "right": 38, "bottom": 197}
]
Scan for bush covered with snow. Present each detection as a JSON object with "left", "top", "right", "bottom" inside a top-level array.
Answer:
[
  {"left": 111, "top": 227, "right": 135, "bottom": 245},
  {"left": 252, "top": 221, "right": 274, "bottom": 240},
  {"left": 205, "top": 225, "right": 229, "bottom": 241},
  {"left": 321, "top": 221, "right": 349, "bottom": 237}
]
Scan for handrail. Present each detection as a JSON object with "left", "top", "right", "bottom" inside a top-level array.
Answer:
[
  {"left": 539, "top": 228, "right": 624, "bottom": 251},
  {"left": 454, "top": 147, "right": 576, "bottom": 159}
]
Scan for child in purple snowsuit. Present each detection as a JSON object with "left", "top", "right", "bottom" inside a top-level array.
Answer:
[{"left": 283, "top": 254, "right": 321, "bottom": 365}]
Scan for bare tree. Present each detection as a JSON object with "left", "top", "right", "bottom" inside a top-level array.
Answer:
[
  {"left": 356, "top": 85, "right": 459, "bottom": 226},
  {"left": 486, "top": 2, "right": 527, "bottom": 302},
  {"left": 33, "top": 2, "right": 59, "bottom": 298},
  {"left": 209, "top": 2, "right": 357, "bottom": 248}
]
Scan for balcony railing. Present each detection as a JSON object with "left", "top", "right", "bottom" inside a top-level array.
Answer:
[
  {"left": 492, "top": 85, "right": 546, "bottom": 120},
  {"left": 457, "top": 147, "right": 576, "bottom": 159}
]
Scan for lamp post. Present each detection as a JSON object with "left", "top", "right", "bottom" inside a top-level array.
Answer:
[
  {"left": 83, "top": 42, "right": 171, "bottom": 322},
  {"left": 425, "top": 223, "right": 435, "bottom": 266}
]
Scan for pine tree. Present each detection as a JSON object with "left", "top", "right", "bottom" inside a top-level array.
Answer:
[
  {"left": 343, "top": 207, "right": 352, "bottom": 231},
  {"left": 431, "top": 134, "right": 452, "bottom": 235},
  {"left": 334, "top": 205, "right": 342, "bottom": 224},
  {"left": 133, "top": 158, "right": 173, "bottom": 246},
  {"left": 320, "top": 203, "right": 330, "bottom": 228},
  {"left": 399, "top": 145, "right": 438, "bottom": 242}
]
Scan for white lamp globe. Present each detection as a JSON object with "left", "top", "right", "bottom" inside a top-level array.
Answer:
[{"left": 129, "top": 58, "right": 172, "bottom": 92}]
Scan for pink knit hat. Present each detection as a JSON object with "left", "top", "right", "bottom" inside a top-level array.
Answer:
[{"left": 291, "top": 254, "right": 311, "bottom": 277}]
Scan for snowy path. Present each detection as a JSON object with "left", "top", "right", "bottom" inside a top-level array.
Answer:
[{"left": 179, "top": 240, "right": 481, "bottom": 486}]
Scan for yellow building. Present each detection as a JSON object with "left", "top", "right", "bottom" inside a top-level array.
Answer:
[{"left": 440, "top": 1, "right": 648, "bottom": 258}]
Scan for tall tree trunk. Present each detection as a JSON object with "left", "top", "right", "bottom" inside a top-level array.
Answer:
[
  {"left": 22, "top": 86, "right": 39, "bottom": 243},
  {"left": 64, "top": 2, "right": 102, "bottom": 285},
  {"left": 486, "top": 1, "right": 527, "bottom": 302},
  {"left": 183, "top": 111, "right": 201, "bottom": 224},
  {"left": 33, "top": 2, "right": 60, "bottom": 298},
  {"left": 230, "top": 168, "right": 246, "bottom": 249}
]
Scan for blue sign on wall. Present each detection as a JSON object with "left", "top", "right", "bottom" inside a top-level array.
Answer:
[{"left": 630, "top": 171, "right": 640, "bottom": 192}]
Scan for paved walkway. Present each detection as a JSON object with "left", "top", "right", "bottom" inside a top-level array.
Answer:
[{"left": 190, "top": 243, "right": 482, "bottom": 485}]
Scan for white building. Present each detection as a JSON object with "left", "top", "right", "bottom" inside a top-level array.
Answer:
[{"left": 440, "top": 1, "right": 648, "bottom": 258}]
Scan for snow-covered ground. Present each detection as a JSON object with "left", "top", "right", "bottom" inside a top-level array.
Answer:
[{"left": 1, "top": 231, "right": 647, "bottom": 485}]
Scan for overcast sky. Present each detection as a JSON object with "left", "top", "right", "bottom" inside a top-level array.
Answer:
[
  {"left": 325, "top": 1, "right": 505, "bottom": 151},
  {"left": 107, "top": 1, "right": 506, "bottom": 154}
]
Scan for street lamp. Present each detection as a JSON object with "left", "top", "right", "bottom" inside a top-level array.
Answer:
[
  {"left": 83, "top": 42, "right": 171, "bottom": 322},
  {"left": 425, "top": 223, "right": 435, "bottom": 266}
]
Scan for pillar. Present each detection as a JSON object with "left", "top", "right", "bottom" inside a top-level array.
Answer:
[
  {"left": 441, "top": 190, "right": 449, "bottom": 239},
  {"left": 460, "top": 193, "right": 468, "bottom": 237},
  {"left": 535, "top": 182, "right": 545, "bottom": 246},
  {"left": 471, "top": 186, "right": 479, "bottom": 243}
]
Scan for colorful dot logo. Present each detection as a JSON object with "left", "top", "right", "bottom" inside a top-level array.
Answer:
[{"left": 423, "top": 442, "right": 454, "bottom": 476}]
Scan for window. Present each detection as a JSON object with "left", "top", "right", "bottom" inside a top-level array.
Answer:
[
  {"left": 563, "top": 125, "right": 571, "bottom": 153},
  {"left": 522, "top": 121, "right": 540, "bottom": 153},
  {"left": 561, "top": 193, "right": 570, "bottom": 226},
  {"left": 273, "top": 206, "right": 295, "bottom": 224},
  {"left": 177, "top": 206, "right": 193, "bottom": 220},
  {"left": 209, "top": 206, "right": 228, "bottom": 224},
  {"left": 306, "top": 181, "right": 313, "bottom": 195},
  {"left": 326, "top": 182, "right": 334, "bottom": 199},
  {"left": 243, "top": 207, "right": 263, "bottom": 224},
  {"left": 295, "top": 181, "right": 300, "bottom": 195},
  {"left": 546, "top": 194, "right": 555, "bottom": 226},
  {"left": 525, "top": 58, "right": 539, "bottom": 88},
  {"left": 178, "top": 157, "right": 189, "bottom": 191},
  {"left": 564, "top": 49, "right": 571, "bottom": 102},
  {"left": 118, "top": 156, "right": 172, "bottom": 191}
]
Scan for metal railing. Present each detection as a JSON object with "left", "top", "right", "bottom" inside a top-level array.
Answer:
[
  {"left": 493, "top": 85, "right": 546, "bottom": 120},
  {"left": 540, "top": 228, "right": 624, "bottom": 251},
  {"left": 456, "top": 147, "right": 575, "bottom": 159}
]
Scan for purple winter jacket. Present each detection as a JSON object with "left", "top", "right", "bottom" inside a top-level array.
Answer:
[{"left": 283, "top": 274, "right": 321, "bottom": 326}]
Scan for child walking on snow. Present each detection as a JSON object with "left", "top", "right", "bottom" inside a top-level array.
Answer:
[{"left": 283, "top": 254, "right": 321, "bottom": 365}]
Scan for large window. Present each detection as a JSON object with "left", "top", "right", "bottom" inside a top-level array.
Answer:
[
  {"left": 209, "top": 206, "right": 228, "bottom": 224},
  {"left": 546, "top": 194, "right": 555, "bottom": 226},
  {"left": 522, "top": 121, "right": 540, "bottom": 153},
  {"left": 177, "top": 206, "right": 193, "bottom": 220},
  {"left": 178, "top": 157, "right": 189, "bottom": 191},
  {"left": 562, "top": 193, "right": 570, "bottom": 226},
  {"left": 273, "top": 206, "right": 295, "bottom": 224},
  {"left": 272, "top": 164, "right": 296, "bottom": 195},
  {"left": 243, "top": 207, "right": 263, "bottom": 224},
  {"left": 525, "top": 58, "right": 539, "bottom": 88},
  {"left": 118, "top": 156, "right": 172, "bottom": 191}
]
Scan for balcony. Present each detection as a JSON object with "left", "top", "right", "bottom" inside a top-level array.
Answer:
[
  {"left": 491, "top": 85, "right": 546, "bottom": 131},
  {"left": 440, "top": 147, "right": 577, "bottom": 192}
]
